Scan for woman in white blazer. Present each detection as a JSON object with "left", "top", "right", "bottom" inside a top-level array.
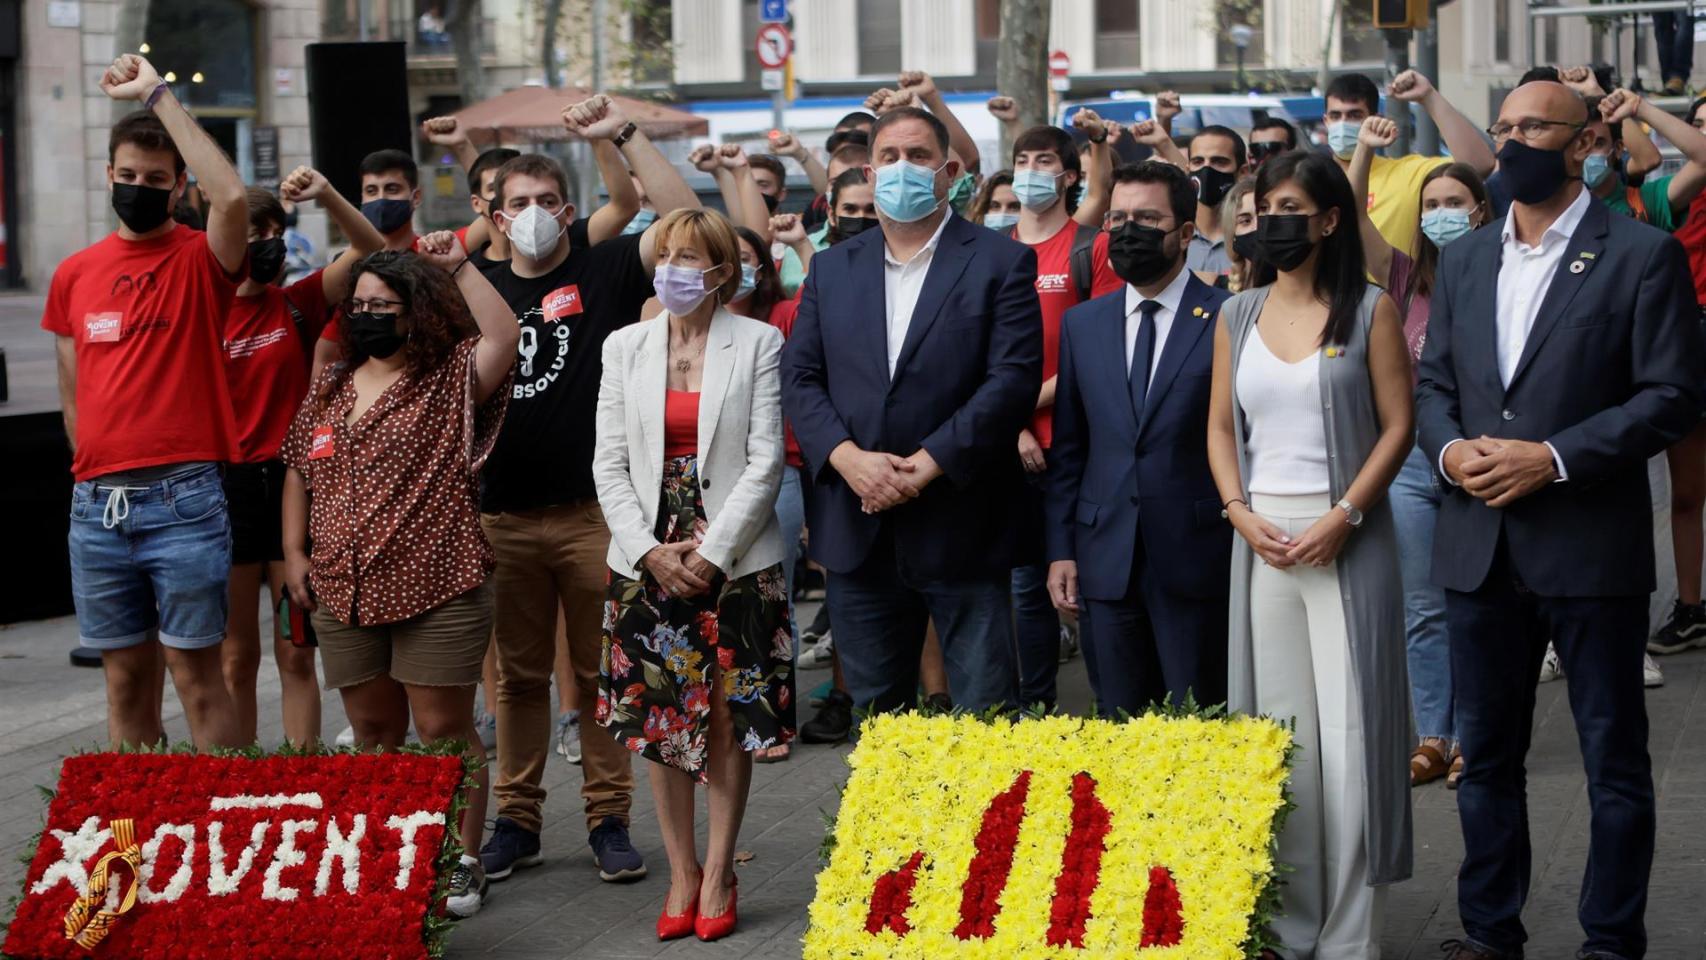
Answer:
[{"left": 592, "top": 209, "right": 793, "bottom": 943}]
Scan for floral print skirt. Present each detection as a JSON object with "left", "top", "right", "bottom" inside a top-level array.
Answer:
[{"left": 598, "top": 455, "right": 796, "bottom": 781}]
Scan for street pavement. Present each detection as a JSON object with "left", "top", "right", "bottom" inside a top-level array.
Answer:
[{"left": 1, "top": 597, "right": 1703, "bottom": 959}]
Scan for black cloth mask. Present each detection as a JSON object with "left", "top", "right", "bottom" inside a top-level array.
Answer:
[
  {"left": 346, "top": 311, "right": 406, "bottom": 360},
  {"left": 1256, "top": 214, "right": 1317, "bottom": 272},
  {"left": 1232, "top": 230, "right": 1262, "bottom": 264},
  {"left": 112, "top": 182, "right": 174, "bottom": 233},
  {"left": 762, "top": 192, "right": 781, "bottom": 214},
  {"left": 1108, "top": 222, "right": 1181, "bottom": 287},
  {"left": 1497, "top": 138, "right": 1575, "bottom": 206},
  {"left": 1192, "top": 166, "right": 1237, "bottom": 208},
  {"left": 360, "top": 197, "right": 414, "bottom": 235},
  {"left": 247, "top": 237, "right": 287, "bottom": 285},
  {"left": 832, "top": 216, "right": 879, "bottom": 242}
]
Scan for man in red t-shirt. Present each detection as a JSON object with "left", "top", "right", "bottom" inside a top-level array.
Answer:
[
  {"left": 219, "top": 169, "right": 385, "bottom": 749},
  {"left": 1007, "top": 122, "right": 1121, "bottom": 711},
  {"left": 45, "top": 54, "right": 250, "bottom": 750}
]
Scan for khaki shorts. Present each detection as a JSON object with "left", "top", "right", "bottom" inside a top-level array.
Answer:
[{"left": 311, "top": 581, "right": 493, "bottom": 689}]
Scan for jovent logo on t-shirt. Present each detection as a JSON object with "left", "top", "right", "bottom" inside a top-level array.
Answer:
[
  {"left": 84, "top": 312, "right": 123, "bottom": 343},
  {"left": 542, "top": 285, "right": 583, "bottom": 323}
]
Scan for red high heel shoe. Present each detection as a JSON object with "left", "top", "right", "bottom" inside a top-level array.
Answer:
[
  {"left": 694, "top": 876, "right": 739, "bottom": 942},
  {"left": 656, "top": 892, "right": 698, "bottom": 941}
]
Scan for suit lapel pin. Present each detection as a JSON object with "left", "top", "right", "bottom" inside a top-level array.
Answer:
[
  {"left": 1192, "top": 306, "right": 1205, "bottom": 318},
  {"left": 1569, "top": 259, "right": 1586, "bottom": 274},
  {"left": 1325, "top": 347, "right": 1339, "bottom": 358}
]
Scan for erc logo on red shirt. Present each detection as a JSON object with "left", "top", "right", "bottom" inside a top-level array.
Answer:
[{"left": 1035, "top": 273, "right": 1071, "bottom": 294}]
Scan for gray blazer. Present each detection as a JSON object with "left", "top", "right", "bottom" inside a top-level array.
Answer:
[{"left": 1221, "top": 284, "right": 1414, "bottom": 886}]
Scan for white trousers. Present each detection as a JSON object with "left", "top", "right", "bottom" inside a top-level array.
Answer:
[{"left": 1248, "top": 493, "right": 1384, "bottom": 960}]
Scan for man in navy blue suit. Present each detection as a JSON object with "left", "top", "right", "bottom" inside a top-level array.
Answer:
[
  {"left": 1044, "top": 162, "right": 1233, "bottom": 715},
  {"left": 1417, "top": 80, "right": 1704, "bottom": 960},
  {"left": 782, "top": 106, "right": 1043, "bottom": 716}
]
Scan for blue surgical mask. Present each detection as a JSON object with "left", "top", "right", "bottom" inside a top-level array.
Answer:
[
  {"left": 1420, "top": 207, "right": 1474, "bottom": 248},
  {"left": 734, "top": 262, "right": 758, "bottom": 301},
  {"left": 621, "top": 208, "right": 657, "bottom": 236},
  {"left": 983, "top": 212, "right": 1020, "bottom": 232},
  {"left": 1327, "top": 120, "right": 1362, "bottom": 159},
  {"left": 1011, "top": 169, "right": 1061, "bottom": 211},
  {"left": 873, "top": 159, "right": 947, "bottom": 223},
  {"left": 1583, "top": 153, "right": 1613, "bottom": 188}
]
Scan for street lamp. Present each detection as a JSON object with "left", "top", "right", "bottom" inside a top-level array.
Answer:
[{"left": 1229, "top": 22, "right": 1255, "bottom": 93}]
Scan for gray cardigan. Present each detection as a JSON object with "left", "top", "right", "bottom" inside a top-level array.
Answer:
[{"left": 1222, "top": 284, "right": 1414, "bottom": 886}]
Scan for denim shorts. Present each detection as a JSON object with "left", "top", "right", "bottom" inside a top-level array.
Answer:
[{"left": 68, "top": 464, "right": 232, "bottom": 650}]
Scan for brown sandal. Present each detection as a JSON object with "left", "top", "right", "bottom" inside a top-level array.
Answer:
[
  {"left": 1410, "top": 741, "right": 1449, "bottom": 786},
  {"left": 1446, "top": 751, "right": 1464, "bottom": 790}
]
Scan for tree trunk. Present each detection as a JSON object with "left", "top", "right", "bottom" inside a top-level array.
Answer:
[
  {"left": 541, "top": 0, "right": 565, "bottom": 87},
  {"left": 447, "top": 0, "right": 486, "bottom": 107},
  {"left": 997, "top": 0, "right": 1051, "bottom": 160}
]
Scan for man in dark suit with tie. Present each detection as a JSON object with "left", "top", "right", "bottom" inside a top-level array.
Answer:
[
  {"left": 1045, "top": 161, "right": 1233, "bottom": 714},
  {"left": 782, "top": 106, "right": 1042, "bottom": 716},
  {"left": 1417, "top": 80, "right": 1704, "bottom": 960}
]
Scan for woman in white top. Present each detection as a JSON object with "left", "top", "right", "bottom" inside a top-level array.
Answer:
[
  {"left": 1206, "top": 150, "right": 1414, "bottom": 960},
  {"left": 592, "top": 208, "right": 792, "bottom": 943}
]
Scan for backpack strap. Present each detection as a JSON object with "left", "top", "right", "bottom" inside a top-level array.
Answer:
[{"left": 1067, "top": 222, "right": 1099, "bottom": 302}]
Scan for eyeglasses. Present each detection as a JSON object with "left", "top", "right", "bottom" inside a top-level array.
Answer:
[
  {"left": 1104, "top": 210, "right": 1174, "bottom": 230},
  {"left": 344, "top": 298, "right": 405, "bottom": 314},
  {"left": 1485, "top": 118, "right": 1584, "bottom": 141}
]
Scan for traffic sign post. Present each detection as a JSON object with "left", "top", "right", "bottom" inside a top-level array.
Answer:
[
  {"left": 759, "top": 0, "right": 788, "bottom": 24},
  {"left": 1048, "top": 49, "right": 1071, "bottom": 94},
  {"left": 756, "top": 23, "right": 794, "bottom": 138},
  {"left": 756, "top": 24, "right": 792, "bottom": 68}
]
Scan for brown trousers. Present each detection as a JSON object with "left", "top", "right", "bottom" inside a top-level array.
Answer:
[{"left": 482, "top": 502, "right": 632, "bottom": 833}]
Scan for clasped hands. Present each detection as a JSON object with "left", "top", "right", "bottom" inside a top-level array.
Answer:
[
  {"left": 830, "top": 442, "right": 943, "bottom": 514},
  {"left": 1443, "top": 436, "right": 1558, "bottom": 508},
  {"left": 642, "top": 541, "right": 721, "bottom": 598}
]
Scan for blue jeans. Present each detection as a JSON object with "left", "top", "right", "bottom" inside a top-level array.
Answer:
[
  {"left": 1010, "top": 564, "right": 1059, "bottom": 709},
  {"left": 1390, "top": 443, "right": 1453, "bottom": 741},
  {"left": 68, "top": 464, "right": 232, "bottom": 649},
  {"left": 774, "top": 466, "right": 807, "bottom": 655},
  {"left": 1654, "top": 11, "right": 1694, "bottom": 84},
  {"left": 827, "top": 534, "right": 1018, "bottom": 715}
]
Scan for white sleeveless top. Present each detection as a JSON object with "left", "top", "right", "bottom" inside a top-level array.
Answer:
[{"left": 1235, "top": 330, "right": 1331, "bottom": 496}]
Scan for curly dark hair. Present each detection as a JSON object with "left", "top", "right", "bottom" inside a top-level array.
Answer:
[{"left": 319, "top": 250, "right": 477, "bottom": 404}]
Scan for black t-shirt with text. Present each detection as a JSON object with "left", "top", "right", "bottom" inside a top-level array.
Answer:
[{"left": 481, "top": 229, "right": 654, "bottom": 511}]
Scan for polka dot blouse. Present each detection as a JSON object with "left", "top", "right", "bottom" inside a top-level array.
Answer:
[{"left": 282, "top": 338, "right": 511, "bottom": 626}]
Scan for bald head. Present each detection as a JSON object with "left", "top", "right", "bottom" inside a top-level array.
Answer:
[{"left": 1502, "top": 81, "right": 1592, "bottom": 126}]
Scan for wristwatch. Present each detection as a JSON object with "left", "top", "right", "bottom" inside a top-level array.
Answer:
[
  {"left": 611, "top": 121, "right": 638, "bottom": 148},
  {"left": 1336, "top": 498, "right": 1364, "bottom": 528}
]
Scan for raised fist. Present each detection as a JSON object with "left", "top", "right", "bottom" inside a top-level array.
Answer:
[
  {"left": 1599, "top": 88, "right": 1643, "bottom": 124},
  {"left": 279, "top": 166, "right": 330, "bottom": 203},
  {"left": 1071, "top": 107, "right": 1107, "bottom": 142},
  {"left": 864, "top": 88, "right": 896, "bottom": 114},
  {"left": 689, "top": 143, "right": 721, "bottom": 173},
  {"left": 1359, "top": 115, "right": 1399, "bottom": 149},
  {"left": 420, "top": 116, "right": 468, "bottom": 146},
  {"left": 1387, "top": 69, "right": 1435, "bottom": 103},
  {"left": 1101, "top": 118, "right": 1126, "bottom": 144},
  {"left": 1129, "top": 119, "right": 1171, "bottom": 146},
  {"left": 717, "top": 143, "right": 750, "bottom": 169},
  {"left": 414, "top": 230, "right": 468, "bottom": 272},
  {"left": 1558, "top": 65, "right": 1606, "bottom": 97},
  {"left": 101, "top": 54, "right": 162, "bottom": 102},
  {"left": 563, "top": 94, "right": 631, "bottom": 140},
  {"left": 897, "top": 70, "right": 938, "bottom": 100},
  {"left": 770, "top": 213, "right": 806, "bottom": 245},
  {"left": 1155, "top": 90, "right": 1182, "bottom": 124},
  {"left": 986, "top": 96, "right": 1019, "bottom": 122},
  {"left": 769, "top": 131, "right": 807, "bottom": 160}
]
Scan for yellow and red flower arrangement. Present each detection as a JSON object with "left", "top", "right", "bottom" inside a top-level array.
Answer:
[{"left": 805, "top": 711, "right": 1294, "bottom": 960}]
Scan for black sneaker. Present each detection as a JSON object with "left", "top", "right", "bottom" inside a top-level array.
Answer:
[
  {"left": 588, "top": 816, "right": 647, "bottom": 882},
  {"left": 479, "top": 816, "right": 543, "bottom": 881},
  {"left": 801, "top": 689, "right": 853, "bottom": 743},
  {"left": 445, "top": 860, "right": 488, "bottom": 918},
  {"left": 1649, "top": 600, "right": 1706, "bottom": 654}
]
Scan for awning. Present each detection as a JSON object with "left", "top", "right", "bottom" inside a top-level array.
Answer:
[{"left": 451, "top": 85, "right": 708, "bottom": 146}]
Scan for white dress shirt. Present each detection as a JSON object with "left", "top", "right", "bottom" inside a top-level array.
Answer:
[
  {"left": 1123, "top": 264, "right": 1192, "bottom": 388},
  {"left": 1439, "top": 187, "right": 1588, "bottom": 482},
  {"left": 882, "top": 212, "right": 954, "bottom": 377}
]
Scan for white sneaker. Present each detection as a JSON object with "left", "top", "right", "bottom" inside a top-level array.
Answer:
[
  {"left": 334, "top": 724, "right": 356, "bottom": 747},
  {"left": 555, "top": 712, "right": 582, "bottom": 764},
  {"left": 798, "top": 632, "right": 835, "bottom": 669},
  {"left": 474, "top": 711, "right": 498, "bottom": 755},
  {"left": 1058, "top": 622, "right": 1080, "bottom": 663},
  {"left": 445, "top": 858, "right": 487, "bottom": 918},
  {"left": 1643, "top": 652, "right": 1665, "bottom": 688},
  {"left": 1538, "top": 643, "right": 1563, "bottom": 683}
]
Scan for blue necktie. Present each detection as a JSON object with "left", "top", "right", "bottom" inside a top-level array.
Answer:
[{"left": 1129, "top": 299, "right": 1161, "bottom": 422}]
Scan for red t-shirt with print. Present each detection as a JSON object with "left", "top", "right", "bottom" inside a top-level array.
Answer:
[
  {"left": 1022, "top": 221, "right": 1120, "bottom": 447},
  {"left": 767, "top": 297, "right": 804, "bottom": 468},
  {"left": 223, "top": 271, "right": 331, "bottom": 463},
  {"left": 1677, "top": 192, "right": 1706, "bottom": 306},
  {"left": 42, "top": 226, "right": 243, "bottom": 480}
]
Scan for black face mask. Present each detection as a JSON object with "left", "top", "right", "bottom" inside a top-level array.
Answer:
[
  {"left": 248, "top": 237, "right": 287, "bottom": 285},
  {"left": 283, "top": 208, "right": 300, "bottom": 229},
  {"left": 833, "top": 216, "right": 879, "bottom": 241},
  {"left": 112, "top": 182, "right": 174, "bottom": 233},
  {"left": 1256, "top": 214, "right": 1318, "bottom": 272},
  {"left": 1107, "top": 222, "right": 1180, "bottom": 287},
  {"left": 1192, "top": 166, "right": 1237, "bottom": 208},
  {"left": 1232, "top": 230, "right": 1262, "bottom": 264},
  {"left": 1248, "top": 141, "right": 1288, "bottom": 167},
  {"left": 347, "top": 311, "right": 406, "bottom": 360},
  {"left": 360, "top": 197, "right": 414, "bottom": 235},
  {"left": 1497, "top": 138, "right": 1575, "bottom": 206},
  {"left": 762, "top": 192, "right": 781, "bottom": 214}
]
